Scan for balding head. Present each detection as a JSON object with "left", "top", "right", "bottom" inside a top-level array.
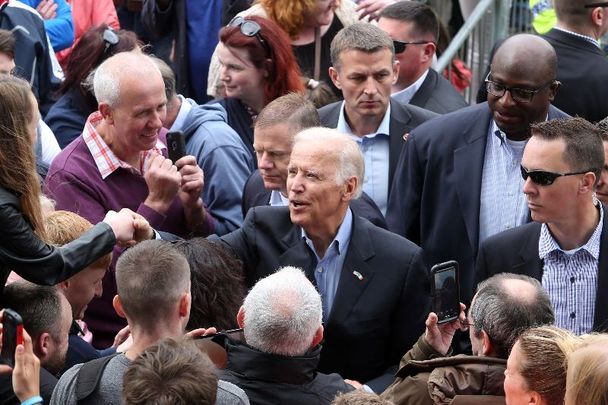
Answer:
[{"left": 492, "top": 34, "right": 557, "bottom": 80}]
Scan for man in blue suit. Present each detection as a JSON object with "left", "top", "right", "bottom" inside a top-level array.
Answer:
[{"left": 386, "top": 34, "right": 568, "bottom": 309}]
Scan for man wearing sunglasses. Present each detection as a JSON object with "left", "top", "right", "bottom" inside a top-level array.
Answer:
[
  {"left": 539, "top": 0, "right": 608, "bottom": 123},
  {"left": 377, "top": 1, "right": 467, "bottom": 114},
  {"left": 477, "top": 117, "right": 608, "bottom": 336},
  {"left": 386, "top": 34, "right": 567, "bottom": 320}
]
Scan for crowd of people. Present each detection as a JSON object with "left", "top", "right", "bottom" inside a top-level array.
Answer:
[{"left": 1, "top": 0, "right": 608, "bottom": 404}]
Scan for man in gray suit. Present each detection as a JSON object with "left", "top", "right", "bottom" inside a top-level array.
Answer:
[{"left": 319, "top": 22, "right": 438, "bottom": 215}]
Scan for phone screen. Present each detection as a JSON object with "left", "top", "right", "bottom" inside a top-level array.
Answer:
[
  {"left": 432, "top": 263, "right": 460, "bottom": 324},
  {"left": 1, "top": 309, "right": 23, "bottom": 367}
]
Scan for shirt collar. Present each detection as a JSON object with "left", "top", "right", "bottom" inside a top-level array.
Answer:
[
  {"left": 391, "top": 69, "right": 429, "bottom": 105},
  {"left": 269, "top": 189, "right": 289, "bottom": 206},
  {"left": 83, "top": 111, "right": 167, "bottom": 179},
  {"left": 168, "top": 95, "right": 192, "bottom": 132},
  {"left": 539, "top": 203, "right": 604, "bottom": 260},
  {"left": 336, "top": 102, "right": 391, "bottom": 138},
  {"left": 302, "top": 208, "right": 353, "bottom": 258},
  {"left": 553, "top": 26, "right": 600, "bottom": 48},
  {"left": 491, "top": 114, "right": 549, "bottom": 144}
]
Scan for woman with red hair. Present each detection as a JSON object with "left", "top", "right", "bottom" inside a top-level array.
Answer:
[{"left": 213, "top": 15, "right": 305, "bottom": 162}]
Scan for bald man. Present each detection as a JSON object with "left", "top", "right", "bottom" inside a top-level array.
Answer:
[
  {"left": 45, "top": 52, "right": 210, "bottom": 346},
  {"left": 386, "top": 34, "right": 568, "bottom": 312}
]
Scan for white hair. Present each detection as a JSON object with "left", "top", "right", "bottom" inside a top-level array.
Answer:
[
  {"left": 243, "top": 266, "right": 322, "bottom": 356},
  {"left": 293, "top": 127, "right": 364, "bottom": 199}
]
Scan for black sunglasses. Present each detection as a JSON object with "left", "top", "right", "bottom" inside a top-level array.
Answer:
[
  {"left": 392, "top": 40, "right": 433, "bottom": 54},
  {"left": 520, "top": 165, "right": 592, "bottom": 186},
  {"left": 102, "top": 28, "right": 119, "bottom": 54},
  {"left": 228, "top": 16, "right": 271, "bottom": 56},
  {"left": 585, "top": 2, "right": 608, "bottom": 7}
]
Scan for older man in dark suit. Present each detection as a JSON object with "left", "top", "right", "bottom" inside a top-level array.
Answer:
[
  {"left": 319, "top": 22, "right": 438, "bottom": 215},
  {"left": 220, "top": 128, "right": 430, "bottom": 392},
  {"left": 386, "top": 34, "right": 567, "bottom": 310},
  {"left": 477, "top": 117, "right": 608, "bottom": 335}
]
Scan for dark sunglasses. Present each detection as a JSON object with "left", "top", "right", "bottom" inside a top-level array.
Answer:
[
  {"left": 520, "top": 165, "right": 592, "bottom": 186},
  {"left": 102, "top": 28, "right": 119, "bottom": 54},
  {"left": 392, "top": 40, "right": 433, "bottom": 54},
  {"left": 228, "top": 16, "right": 271, "bottom": 56},
  {"left": 585, "top": 2, "right": 608, "bottom": 7}
]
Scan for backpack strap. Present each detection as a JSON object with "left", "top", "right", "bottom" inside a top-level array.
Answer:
[{"left": 74, "top": 353, "right": 120, "bottom": 404}]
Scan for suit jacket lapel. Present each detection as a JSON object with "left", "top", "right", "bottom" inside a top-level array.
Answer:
[
  {"left": 594, "top": 206, "right": 608, "bottom": 331},
  {"left": 513, "top": 223, "right": 544, "bottom": 279},
  {"left": 409, "top": 70, "right": 435, "bottom": 108},
  {"left": 388, "top": 100, "right": 414, "bottom": 188},
  {"left": 278, "top": 226, "right": 318, "bottom": 284},
  {"left": 325, "top": 217, "right": 376, "bottom": 328}
]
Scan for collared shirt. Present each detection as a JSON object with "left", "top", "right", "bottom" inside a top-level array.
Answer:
[
  {"left": 479, "top": 122, "right": 529, "bottom": 245},
  {"left": 391, "top": 69, "right": 429, "bottom": 105},
  {"left": 83, "top": 112, "right": 166, "bottom": 180},
  {"left": 303, "top": 208, "right": 353, "bottom": 323},
  {"left": 540, "top": 204, "right": 603, "bottom": 335},
  {"left": 269, "top": 190, "right": 289, "bottom": 207},
  {"left": 168, "top": 95, "right": 192, "bottom": 132},
  {"left": 553, "top": 26, "right": 600, "bottom": 48},
  {"left": 337, "top": 103, "right": 391, "bottom": 214}
]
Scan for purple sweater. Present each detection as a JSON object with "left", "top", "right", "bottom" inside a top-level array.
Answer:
[{"left": 44, "top": 136, "right": 211, "bottom": 347}]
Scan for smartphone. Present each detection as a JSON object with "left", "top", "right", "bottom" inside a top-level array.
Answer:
[
  {"left": 430, "top": 261, "right": 460, "bottom": 324},
  {"left": 166, "top": 131, "right": 186, "bottom": 163},
  {"left": 195, "top": 328, "right": 244, "bottom": 340},
  {"left": 1, "top": 309, "right": 24, "bottom": 367}
]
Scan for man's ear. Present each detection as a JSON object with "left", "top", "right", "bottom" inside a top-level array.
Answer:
[
  {"left": 547, "top": 80, "right": 560, "bottom": 102},
  {"left": 341, "top": 176, "right": 358, "bottom": 202},
  {"left": 178, "top": 292, "right": 190, "bottom": 318},
  {"left": 99, "top": 102, "right": 114, "bottom": 124},
  {"left": 37, "top": 332, "right": 51, "bottom": 361},
  {"left": 236, "top": 306, "right": 245, "bottom": 329},
  {"left": 113, "top": 295, "right": 126, "bottom": 319},
  {"left": 392, "top": 60, "right": 400, "bottom": 85},
  {"left": 579, "top": 172, "right": 596, "bottom": 195},
  {"left": 57, "top": 280, "right": 70, "bottom": 291},
  {"left": 311, "top": 325, "right": 324, "bottom": 348},
  {"left": 328, "top": 66, "right": 342, "bottom": 89},
  {"left": 528, "top": 390, "right": 543, "bottom": 405},
  {"left": 421, "top": 42, "right": 436, "bottom": 63},
  {"left": 480, "top": 330, "right": 494, "bottom": 357}
]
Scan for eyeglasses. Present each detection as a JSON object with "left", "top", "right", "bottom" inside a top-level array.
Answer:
[
  {"left": 485, "top": 72, "right": 556, "bottom": 103},
  {"left": 392, "top": 40, "right": 434, "bottom": 54},
  {"left": 102, "top": 28, "right": 119, "bottom": 54},
  {"left": 520, "top": 165, "right": 593, "bottom": 186},
  {"left": 228, "top": 16, "right": 271, "bottom": 56},
  {"left": 585, "top": 2, "right": 608, "bottom": 7}
]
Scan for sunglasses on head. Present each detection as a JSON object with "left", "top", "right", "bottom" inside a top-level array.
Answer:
[
  {"left": 228, "top": 16, "right": 271, "bottom": 56},
  {"left": 102, "top": 28, "right": 119, "bottom": 54},
  {"left": 585, "top": 2, "right": 608, "bottom": 7},
  {"left": 392, "top": 40, "right": 433, "bottom": 54},
  {"left": 520, "top": 165, "right": 592, "bottom": 186}
]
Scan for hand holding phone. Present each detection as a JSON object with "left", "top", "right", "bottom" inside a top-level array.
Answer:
[
  {"left": 166, "top": 131, "right": 187, "bottom": 163},
  {"left": 430, "top": 261, "right": 460, "bottom": 325},
  {"left": 1, "top": 308, "right": 24, "bottom": 368}
]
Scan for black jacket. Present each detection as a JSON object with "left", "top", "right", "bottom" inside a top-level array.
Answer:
[
  {"left": 218, "top": 337, "right": 354, "bottom": 405},
  {"left": 0, "top": 186, "right": 115, "bottom": 305}
]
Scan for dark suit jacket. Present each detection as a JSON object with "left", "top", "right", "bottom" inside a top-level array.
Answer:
[
  {"left": 241, "top": 170, "right": 388, "bottom": 229},
  {"left": 476, "top": 216, "right": 608, "bottom": 332},
  {"left": 385, "top": 102, "right": 568, "bottom": 305},
  {"left": 542, "top": 29, "right": 608, "bottom": 123},
  {"left": 409, "top": 69, "right": 469, "bottom": 114},
  {"left": 318, "top": 100, "right": 438, "bottom": 192},
  {"left": 218, "top": 206, "right": 430, "bottom": 384}
]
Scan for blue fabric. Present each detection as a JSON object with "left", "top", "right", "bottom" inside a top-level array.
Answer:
[
  {"left": 180, "top": 99, "right": 255, "bottom": 235},
  {"left": 44, "top": 88, "right": 91, "bottom": 148},
  {"left": 19, "top": 0, "right": 74, "bottom": 51},
  {"left": 185, "top": 0, "right": 222, "bottom": 103}
]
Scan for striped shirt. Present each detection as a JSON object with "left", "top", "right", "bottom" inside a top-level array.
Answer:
[
  {"left": 479, "top": 124, "right": 529, "bottom": 246},
  {"left": 540, "top": 204, "right": 603, "bottom": 335},
  {"left": 83, "top": 112, "right": 166, "bottom": 179}
]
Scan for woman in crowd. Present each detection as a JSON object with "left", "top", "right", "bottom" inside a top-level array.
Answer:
[
  {"left": 214, "top": 15, "right": 304, "bottom": 161},
  {"left": 0, "top": 75, "right": 144, "bottom": 301},
  {"left": 504, "top": 325, "right": 580, "bottom": 405},
  {"left": 564, "top": 334, "right": 608, "bottom": 405},
  {"left": 44, "top": 24, "right": 139, "bottom": 148},
  {"left": 208, "top": 0, "right": 359, "bottom": 101}
]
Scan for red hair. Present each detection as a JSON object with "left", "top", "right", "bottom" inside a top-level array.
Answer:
[{"left": 219, "top": 16, "right": 304, "bottom": 105}]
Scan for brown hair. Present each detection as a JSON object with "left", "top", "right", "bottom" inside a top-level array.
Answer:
[
  {"left": 44, "top": 210, "right": 112, "bottom": 270},
  {"left": 258, "top": 0, "right": 322, "bottom": 39},
  {"left": 0, "top": 29, "right": 15, "bottom": 59},
  {"left": 0, "top": 75, "right": 45, "bottom": 239}
]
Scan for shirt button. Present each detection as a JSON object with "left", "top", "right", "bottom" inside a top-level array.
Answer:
[
  {"left": 317, "top": 267, "right": 323, "bottom": 273},
  {"left": 570, "top": 312, "right": 576, "bottom": 319},
  {"left": 570, "top": 276, "right": 575, "bottom": 283}
]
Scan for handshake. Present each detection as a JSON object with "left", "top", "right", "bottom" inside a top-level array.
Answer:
[{"left": 102, "top": 208, "right": 155, "bottom": 247}]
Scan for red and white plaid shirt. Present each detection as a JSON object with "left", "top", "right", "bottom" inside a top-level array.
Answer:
[{"left": 83, "top": 112, "right": 166, "bottom": 180}]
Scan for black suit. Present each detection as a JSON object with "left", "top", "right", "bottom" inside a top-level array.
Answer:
[
  {"left": 476, "top": 215, "right": 608, "bottom": 332},
  {"left": 386, "top": 102, "right": 569, "bottom": 305},
  {"left": 241, "top": 170, "right": 388, "bottom": 229},
  {"left": 542, "top": 29, "right": 608, "bottom": 123},
  {"left": 407, "top": 69, "right": 469, "bottom": 114},
  {"left": 218, "top": 206, "right": 430, "bottom": 385},
  {"left": 318, "top": 100, "right": 438, "bottom": 194}
]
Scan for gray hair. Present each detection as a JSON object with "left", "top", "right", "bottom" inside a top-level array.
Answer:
[
  {"left": 93, "top": 52, "right": 161, "bottom": 107},
  {"left": 293, "top": 127, "right": 364, "bottom": 199},
  {"left": 330, "top": 23, "right": 394, "bottom": 70},
  {"left": 470, "top": 273, "right": 555, "bottom": 359},
  {"left": 150, "top": 56, "right": 177, "bottom": 102},
  {"left": 243, "top": 266, "right": 322, "bottom": 356}
]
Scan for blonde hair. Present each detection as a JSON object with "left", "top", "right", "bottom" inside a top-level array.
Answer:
[
  {"left": 565, "top": 334, "right": 608, "bottom": 405},
  {"left": 517, "top": 326, "right": 581, "bottom": 405},
  {"left": 0, "top": 75, "right": 45, "bottom": 239}
]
